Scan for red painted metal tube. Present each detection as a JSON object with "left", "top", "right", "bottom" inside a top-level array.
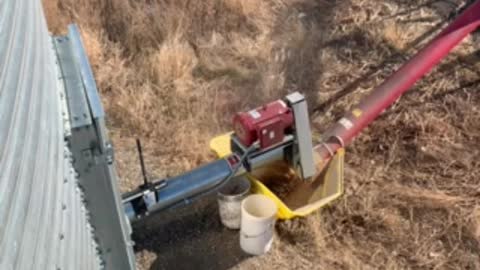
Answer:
[{"left": 314, "top": 0, "right": 480, "bottom": 165}]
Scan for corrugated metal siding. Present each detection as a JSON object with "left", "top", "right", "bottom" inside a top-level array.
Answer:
[{"left": 0, "top": 0, "right": 102, "bottom": 269}]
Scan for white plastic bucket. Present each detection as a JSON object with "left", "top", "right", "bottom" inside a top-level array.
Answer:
[
  {"left": 240, "top": 194, "right": 277, "bottom": 255},
  {"left": 217, "top": 176, "right": 251, "bottom": 229}
]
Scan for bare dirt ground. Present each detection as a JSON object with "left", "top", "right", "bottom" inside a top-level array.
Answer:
[{"left": 43, "top": 0, "right": 480, "bottom": 269}]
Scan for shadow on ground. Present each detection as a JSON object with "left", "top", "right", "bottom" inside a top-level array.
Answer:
[
  {"left": 311, "top": 0, "right": 470, "bottom": 116},
  {"left": 132, "top": 197, "right": 251, "bottom": 270},
  {"left": 130, "top": 2, "right": 341, "bottom": 269},
  {"left": 130, "top": 1, "right": 477, "bottom": 269}
]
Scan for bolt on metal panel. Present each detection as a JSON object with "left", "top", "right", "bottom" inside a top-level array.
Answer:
[
  {"left": 54, "top": 35, "right": 93, "bottom": 129},
  {"left": 59, "top": 25, "right": 136, "bottom": 270},
  {"left": 0, "top": 0, "right": 103, "bottom": 269}
]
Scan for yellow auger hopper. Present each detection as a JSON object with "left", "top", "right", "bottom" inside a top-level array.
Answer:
[{"left": 210, "top": 134, "right": 344, "bottom": 220}]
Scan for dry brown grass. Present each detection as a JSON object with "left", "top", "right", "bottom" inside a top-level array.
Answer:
[{"left": 43, "top": 0, "right": 480, "bottom": 269}]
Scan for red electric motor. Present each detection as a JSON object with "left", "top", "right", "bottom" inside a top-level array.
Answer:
[{"left": 233, "top": 100, "right": 294, "bottom": 149}]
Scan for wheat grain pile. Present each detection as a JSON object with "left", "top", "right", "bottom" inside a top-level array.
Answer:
[{"left": 43, "top": 0, "right": 480, "bottom": 269}]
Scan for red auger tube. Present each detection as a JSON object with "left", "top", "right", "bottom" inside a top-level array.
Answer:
[{"left": 314, "top": 0, "right": 480, "bottom": 165}]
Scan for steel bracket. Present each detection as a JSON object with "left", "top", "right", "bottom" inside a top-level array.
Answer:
[{"left": 54, "top": 24, "right": 135, "bottom": 270}]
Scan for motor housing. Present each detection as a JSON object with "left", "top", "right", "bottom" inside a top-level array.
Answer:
[{"left": 233, "top": 100, "right": 293, "bottom": 149}]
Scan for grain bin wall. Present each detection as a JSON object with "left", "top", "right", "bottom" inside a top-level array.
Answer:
[{"left": 0, "top": 0, "right": 135, "bottom": 269}]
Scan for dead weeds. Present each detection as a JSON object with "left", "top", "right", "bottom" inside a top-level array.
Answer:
[{"left": 43, "top": 0, "right": 479, "bottom": 269}]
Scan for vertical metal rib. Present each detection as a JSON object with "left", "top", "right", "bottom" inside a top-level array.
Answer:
[{"left": 0, "top": 0, "right": 102, "bottom": 269}]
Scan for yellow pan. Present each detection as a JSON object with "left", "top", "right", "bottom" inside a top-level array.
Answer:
[{"left": 210, "top": 134, "right": 344, "bottom": 220}]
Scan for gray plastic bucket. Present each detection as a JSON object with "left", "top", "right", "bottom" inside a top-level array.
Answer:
[{"left": 217, "top": 176, "right": 251, "bottom": 229}]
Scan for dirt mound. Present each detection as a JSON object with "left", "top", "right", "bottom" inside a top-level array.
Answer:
[{"left": 43, "top": 0, "right": 480, "bottom": 269}]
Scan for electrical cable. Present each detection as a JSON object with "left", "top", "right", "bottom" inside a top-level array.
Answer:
[{"left": 174, "top": 142, "right": 258, "bottom": 207}]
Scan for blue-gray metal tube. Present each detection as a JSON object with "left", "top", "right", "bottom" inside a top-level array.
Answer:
[{"left": 151, "top": 159, "right": 234, "bottom": 211}]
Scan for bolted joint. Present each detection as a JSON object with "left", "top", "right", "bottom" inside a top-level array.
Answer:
[{"left": 104, "top": 141, "right": 114, "bottom": 165}]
